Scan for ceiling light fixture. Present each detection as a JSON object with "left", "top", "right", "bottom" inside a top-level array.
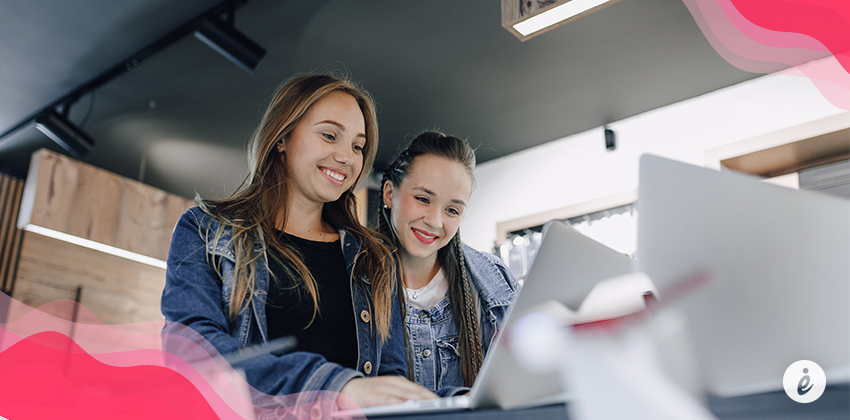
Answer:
[
  {"left": 0, "top": 0, "right": 261, "bottom": 156},
  {"left": 34, "top": 109, "right": 94, "bottom": 158},
  {"left": 195, "top": 14, "right": 266, "bottom": 74},
  {"left": 502, "top": 0, "right": 624, "bottom": 41}
]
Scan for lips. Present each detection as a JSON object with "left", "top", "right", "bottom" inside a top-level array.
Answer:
[
  {"left": 411, "top": 227, "right": 438, "bottom": 245},
  {"left": 320, "top": 167, "right": 346, "bottom": 185}
]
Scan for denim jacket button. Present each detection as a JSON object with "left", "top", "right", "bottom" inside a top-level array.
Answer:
[
  {"left": 363, "top": 361, "right": 373, "bottom": 374},
  {"left": 421, "top": 349, "right": 431, "bottom": 358},
  {"left": 417, "top": 311, "right": 428, "bottom": 319},
  {"left": 360, "top": 310, "right": 371, "bottom": 323}
]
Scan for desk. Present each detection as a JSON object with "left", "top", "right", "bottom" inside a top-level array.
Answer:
[
  {"left": 372, "top": 384, "right": 849, "bottom": 420},
  {"left": 708, "top": 384, "right": 849, "bottom": 420}
]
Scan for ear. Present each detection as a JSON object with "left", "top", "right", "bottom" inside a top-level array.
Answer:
[
  {"left": 382, "top": 181, "right": 394, "bottom": 209},
  {"left": 276, "top": 139, "right": 285, "bottom": 153}
]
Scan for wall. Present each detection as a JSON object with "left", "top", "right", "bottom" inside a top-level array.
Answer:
[
  {"left": 463, "top": 71, "right": 846, "bottom": 252},
  {"left": 19, "top": 149, "right": 192, "bottom": 262},
  {"left": 11, "top": 232, "right": 167, "bottom": 325},
  {"left": 6, "top": 149, "right": 193, "bottom": 326}
]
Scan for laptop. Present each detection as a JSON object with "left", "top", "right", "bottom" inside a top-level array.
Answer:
[
  {"left": 636, "top": 154, "right": 850, "bottom": 397},
  {"left": 342, "top": 220, "right": 634, "bottom": 417}
]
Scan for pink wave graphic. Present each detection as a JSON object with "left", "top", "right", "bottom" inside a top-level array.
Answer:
[
  {"left": 0, "top": 294, "right": 362, "bottom": 419},
  {"left": 0, "top": 331, "right": 221, "bottom": 419},
  {"left": 683, "top": 0, "right": 850, "bottom": 109}
]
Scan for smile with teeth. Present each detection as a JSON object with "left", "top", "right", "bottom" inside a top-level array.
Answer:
[
  {"left": 412, "top": 228, "right": 438, "bottom": 244},
  {"left": 321, "top": 168, "right": 345, "bottom": 182}
]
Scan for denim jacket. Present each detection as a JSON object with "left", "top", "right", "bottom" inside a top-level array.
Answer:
[
  {"left": 405, "top": 244, "right": 519, "bottom": 393},
  {"left": 161, "top": 207, "right": 407, "bottom": 397}
]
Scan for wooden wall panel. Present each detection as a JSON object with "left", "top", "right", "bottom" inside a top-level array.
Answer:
[
  {"left": 720, "top": 128, "right": 850, "bottom": 178},
  {"left": 12, "top": 232, "right": 166, "bottom": 325},
  {"left": 19, "top": 149, "right": 193, "bottom": 261},
  {"left": 0, "top": 174, "right": 24, "bottom": 295}
]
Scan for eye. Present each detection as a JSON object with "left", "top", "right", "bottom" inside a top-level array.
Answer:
[
  {"left": 353, "top": 144, "right": 364, "bottom": 153},
  {"left": 447, "top": 207, "right": 460, "bottom": 216},
  {"left": 323, "top": 133, "right": 336, "bottom": 141},
  {"left": 415, "top": 196, "right": 430, "bottom": 204}
]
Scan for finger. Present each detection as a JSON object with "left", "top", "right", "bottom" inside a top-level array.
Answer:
[
  {"left": 376, "top": 393, "right": 410, "bottom": 406},
  {"left": 408, "top": 387, "right": 439, "bottom": 400},
  {"left": 397, "top": 379, "right": 439, "bottom": 399},
  {"left": 378, "top": 378, "right": 438, "bottom": 401}
]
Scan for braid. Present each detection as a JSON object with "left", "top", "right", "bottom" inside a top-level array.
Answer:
[
  {"left": 455, "top": 230, "right": 483, "bottom": 385},
  {"left": 377, "top": 202, "right": 391, "bottom": 239}
]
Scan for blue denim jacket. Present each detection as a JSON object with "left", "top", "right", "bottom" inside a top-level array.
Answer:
[
  {"left": 161, "top": 207, "right": 407, "bottom": 396},
  {"left": 405, "top": 244, "right": 519, "bottom": 392}
]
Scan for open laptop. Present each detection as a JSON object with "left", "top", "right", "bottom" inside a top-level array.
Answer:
[
  {"left": 343, "top": 220, "right": 634, "bottom": 417},
  {"left": 636, "top": 154, "right": 850, "bottom": 397}
]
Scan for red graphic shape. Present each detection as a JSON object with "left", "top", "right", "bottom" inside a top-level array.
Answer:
[{"left": 0, "top": 331, "right": 221, "bottom": 420}]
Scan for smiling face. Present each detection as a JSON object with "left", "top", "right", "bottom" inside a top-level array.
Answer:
[
  {"left": 281, "top": 90, "right": 366, "bottom": 206},
  {"left": 383, "top": 154, "right": 473, "bottom": 268}
]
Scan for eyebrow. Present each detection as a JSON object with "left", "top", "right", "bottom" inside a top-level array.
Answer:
[
  {"left": 315, "top": 120, "right": 366, "bottom": 138},
  {"left": 413, "top": 186, "right": 467, "bottom": 207}
]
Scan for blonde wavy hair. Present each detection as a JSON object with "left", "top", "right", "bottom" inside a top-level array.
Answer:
[{"left": 201, "top": 73, "right": 398, "bottom": 341}]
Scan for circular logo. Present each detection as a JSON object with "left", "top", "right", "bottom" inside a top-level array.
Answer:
[{"left": 783, "top": 360, "right": 825, "bottom": 403}]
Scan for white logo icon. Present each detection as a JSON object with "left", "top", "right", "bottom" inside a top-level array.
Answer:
[{"left": 783, "top": 360, "right": 825, "bottom": 403}]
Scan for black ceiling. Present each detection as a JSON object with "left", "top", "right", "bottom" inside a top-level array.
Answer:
[{"left": 0, "top": 0, "right": 762, "bottom": 199}]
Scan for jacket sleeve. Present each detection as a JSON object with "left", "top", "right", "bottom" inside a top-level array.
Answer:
[
  {"left": 161, "top": 209, "right": 363, "bottom": 397},
  {"left": 436, "top": 386, "right": 469, "bottom": 397}
]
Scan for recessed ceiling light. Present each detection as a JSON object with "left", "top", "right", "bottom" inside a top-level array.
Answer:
[{"left": 503, "top": 0, "right": 623, "bottom": 41}]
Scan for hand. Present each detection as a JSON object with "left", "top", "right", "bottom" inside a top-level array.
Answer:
[{"left": 338, "top": 376, "right": 438, "bottom": 409}]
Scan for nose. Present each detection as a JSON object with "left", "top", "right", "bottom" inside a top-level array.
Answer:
[
  {"left": 334, "top": 142, "right": 355, "bottom": 166},
  {"left": 422, "top": 205, "right": 442, "bottom": 229}
]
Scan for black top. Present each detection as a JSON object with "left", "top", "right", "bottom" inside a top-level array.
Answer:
[{"left": 265, "top": 231, "right": 358, "bottom": 370}]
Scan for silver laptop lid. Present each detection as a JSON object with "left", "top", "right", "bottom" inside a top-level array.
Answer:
[
  {"left": 636, "top": 154, "right": 850, "bottom": 396},
  {"left": 470, "top": 220, "right": 633, "bottom": 409}
]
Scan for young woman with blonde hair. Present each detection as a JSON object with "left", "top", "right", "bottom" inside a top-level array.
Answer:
[{"left": 162, "top": 73, "right": 436, "bottom": 407}]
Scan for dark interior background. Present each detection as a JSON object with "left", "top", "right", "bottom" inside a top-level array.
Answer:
[{"left": 0, "top": 0, "right": 771, "bottom": 199}]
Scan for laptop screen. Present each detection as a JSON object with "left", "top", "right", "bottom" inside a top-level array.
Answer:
[{"left": 636, "top": 154, "right": 850, "bottom": 396}]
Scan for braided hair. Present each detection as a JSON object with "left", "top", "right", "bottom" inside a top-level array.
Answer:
[{"left": 378, "top": 131, "right": 482, "bottom": 386}]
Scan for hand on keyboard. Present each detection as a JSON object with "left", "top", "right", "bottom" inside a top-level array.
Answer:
[{"left": 339, "top": 376, "right": 438, "bottom": 409}]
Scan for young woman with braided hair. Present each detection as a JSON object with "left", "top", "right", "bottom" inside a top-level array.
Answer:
[{"left": 378, "top": 132, "right": 519, "bottom": 393}]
